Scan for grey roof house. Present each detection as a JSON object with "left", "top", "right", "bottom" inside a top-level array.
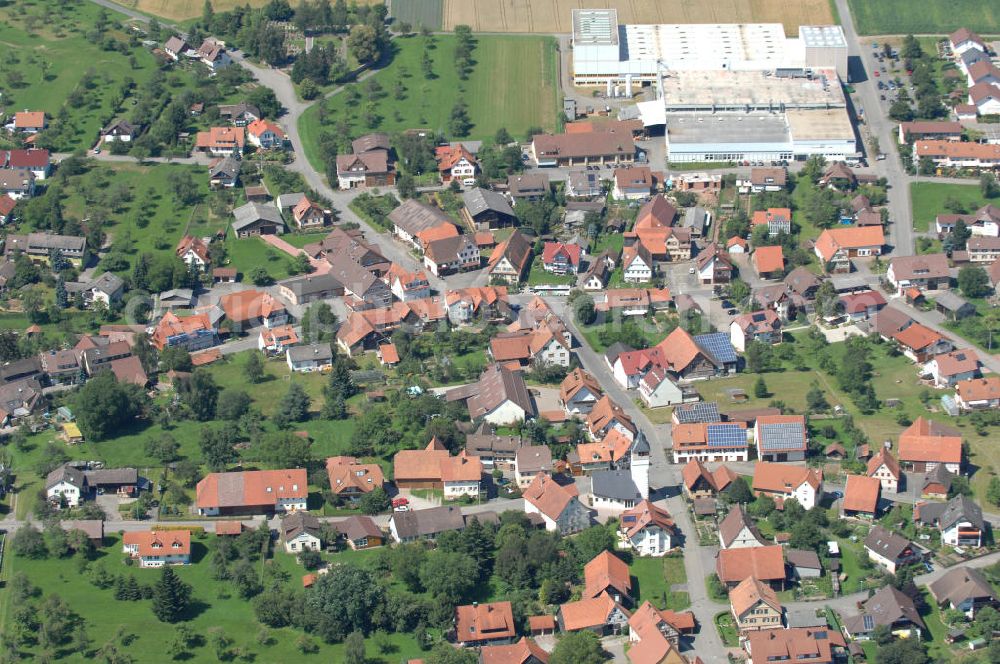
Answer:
[{"left": 231, "top": 202, "right": 284, "bottom": 237}]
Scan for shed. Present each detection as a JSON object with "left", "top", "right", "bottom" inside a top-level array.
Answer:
[{"left": 934, "top": 291, "right": 976, "bottom": 320}]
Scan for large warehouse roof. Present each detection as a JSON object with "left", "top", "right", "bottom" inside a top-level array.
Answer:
[
  {"left": 666, "top": 113, "right": 790, "bottom": 146},
  {"left": 660, "top": 68, "right": 844, "bottom": 109},
  {"left": 573, "top": 9, "right": 619, "bottom": 46},
  {"left": 786, "top": 109, "right": 855, "bottom": 141}
]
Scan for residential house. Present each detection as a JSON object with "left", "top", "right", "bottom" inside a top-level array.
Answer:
[
  {"left": 619, "top": 500, "right": 676, "bottom": 556},
  {"left": 867, "top": 449, "right": 900, "bottom": 494},
  {"left": 122, "top": 530, "right": 191, "bottom": 568},
  {"left": 388, "top": 199, "right": 457, "bottom": 250},
  {"left": 589, "top": 469, "right": 643, "bottom": 513},
  {"left": 928, "top": 566, "right": 998, "bottom": 618},
  {"left": 818, "top": 162, "right": 857, "bottom": 191},
  {"left": 626, "top": 603, "right": 697, "bottom": 664},
  {"left": 676, "top": 172, "right": 720, "bottom": 192},
  {"left": 45, "top": 465, "right": 88, "bottom": 508},
  {"left": 738, "top": 167, "right": 788, "bottom": 193},
  {"left": 423, "top": 234, "right": 481, "bottom": 276},
  {"left": 542, "top": 242, "right": 582, "bottom": 275},
  {"left": 915, "top": 138, "right": 1000, "bottom": 168},
  {"left": 522, "top": 472, "right": 591, "bottom": 534},
  {"left": 462, "top": 188, "right": 517, "bottom": 229},
  {"left": 151, "top": 311, "right": 217, "bottom": 351},
  {"left": 246, "top": 119, "right": 285, "bottom": 149},
  {"left": 286, "top": 344, "right": 333, "bottom": 372},
  {"left": 327, "top": 254, "right": 392, "bottom": 310},
  {"left": 681, "top": 206, "right": 710, "bottom": 239},
  {"left": 163, "top": 36, "right": 189, "bottom": 60},
  {"left": 0, "top": 195, "right": 15, "bottom": 224},
  {"left": 752, "top": 208, "right": 792, "bottom": 236},
  {"left": 586, "top": 396, "right": 636, "bottom": 441},
  {"left": 388, "top": 505, "right": 466, "bottom": 542},
  {"left": 681, "top": 458, "right": 736, "bottom": 500},
  {"left": 622, "top": 244, "right": 654, "bottom": 283},
  {"left": 9, "top": 111, "right": 46, "bottom": 134},
  {"left": 334, "top": 515, "right": 384, "bottom": 550},
  {"left": 915, "top": 495, "right": 984, "bottom": 547},
  {"left": 195, "top": 126, "right": 244, "bottom": 156},
  {"left": 486, "top": 229, "right": 533, "bottom": 284},
  {"left": 956, "top": 376, "right": 1000, "bottom": 410},
  {"left": 716, "top": 545, "right": 786, "bottom": 590},
  {"left": 584, "top": 551, "right": 633, "bottom": 606},
  {"left": 385, "top": 265, "right": 431, "bottom": 302},
  {"left": 784, "top": 267, "right": 823, "bottom": 302},
  {"left": 863, "top": 525, "right": 921, "bottom": 573},
  {"left": 507, "top": 173, "right": 550, "bottom": 204},
  {"left": 446, "top": 363, "right": 536, "bottom": 425},
  {"left": 176, "top": 234, "right": 210, "bottom": 270},
  {"left": 196, "top": 38, "right": 231, "bottom": 71},
  {"left": 392, "top": 440, "right": 483, "bottom": 499},
  {"left": 637, "top": 367, "right": 689, "bottom": 409},
  {"left": 842, "top": 474, "right": 881, "bottom": 519},
  {"left": 281, "top": 512, "right": 322, "bottom": 553},
  {"left": 925, "top": 350, "right": 980, "bottom": 387},
  {"left": 490, "top": 328, "right": 571, "bottom": 369},
  {"left": 898, "top": 121, "right": 963, "bottom": 143},
  {"left": 785, "top": 549, "right": 823, "bottom": 580},
  {"left": 195, "top": 469, "right": 308, "bottom": 516},
  {"left": 75, "top": 272, "right": 125, "bottom": 307},
  {"left": 436, "top": 144, "right": 478, "bottom": 184},
  {"left": 0, "top": 377, "right": 43, "bottom": 425},
  {"left": 566, "top": 170, "right": 604, "bottom": 198},
  {"left": 967, "top": 236, "right": 1000, "bottom": 264},
  {"left": 101, "top": 118, "right": 137, "bottom": 143},
  {"left": 730, "top": 310, "right": 782, "bottom": 353},
  {"left": 514, "top": 446, "right": 553, "bottom": 488},
  {"left": 531, "top": 131, "right": 636, "bottom": 167},
  {"left": 218, "top": 102, "right": 260, "bottom": 126},
  {"left": 479, "top": 638, "right": 549, "bottom": 664},
  {"left": 231, "top": 201, "right": 284, "bottom": 237},
  {"left": 464, "top": 429, "right": 521, "bottom": 471},
  {"left": 220, "top": 289, "right": 287, "bottom": 329},
  {"left": 289, "top": 197, "right": 326, "bottom": 230},
  {"left": 612, "top": 166, "right": 654, "bottom": 201},
  {"left": 718, "top": 504, "right": 766, "bottom": 549},
  {"left": 887, "top": 253, "right": 951, "bottom": 291},
  {"left": 557, "top": 592, "right": 631, "bottom": 635},
  {"left": 753, "top": 245, "right": 785, "bottom": 279},
  {"left": 455, "top": 602, "right": 516, "bottom": 647},
  {"left": 257, "top": 324, "right": 299, "bottom": 355},
  {"left": 814, "top": 226, "right": 884, "bottom": 273},
  {"left": 843, "top": 585, "right": 925, "bottom": 640},
  {"left": 336, "top": 150, "right": 393, "bottom": 189},
  {"left": 751, "top": 463, "right": 822, "bottom": 510},
  {"left": 582, "top": 256, "right": 611, "bottom": 290},
  {"left": 671, "top": 420, "right": 749, "bottom": 464},
  {"left": 0, "top": 169, "right": 35, "bottom": 199},
  {"left": 838, "top": 290, "right": 886, "bottom": 322},
  {"left": 898, "top": 416, "right": 963, "bottom": 473},
  {"left": 730, "top": 576, "right": 783, "bottom": 634},
  {"left": 696, "top": 244, "right": 733, "bottom": 284},
  {"left": 277, "top": 273, "right": 343, "bottom": 306},
  {"left": 745, "top": 628, "right": 846, "bottom": 664},
  {"left": 891, "top": 322, "right": 952, "bottom": 363},
  {"left": 560, "top": 367, "right": 603, "bottom": 415},
  {"left": 949, "top": 27, "right": 986, "bottom": 55},
  {"left": 753, "top": 414, "right": 807, "bottom": 462},
  {"left": 444, "top": 286, "right": 510, "bottom": 325}
]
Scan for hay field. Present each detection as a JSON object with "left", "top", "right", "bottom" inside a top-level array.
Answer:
[
  {"left": 442, "top": 0, "right": 834, "bottom": 34},
  {"left": 114, "top": 0, "right": 381, "bottom": 22}
]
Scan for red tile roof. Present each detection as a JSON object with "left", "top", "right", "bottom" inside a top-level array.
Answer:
[
  {"left": 583, "top": 550, "right": 632, "bottom": 599},
  {"left": 455, "top": 601, "right": 516, "bottom": 644},
  {"left": 196, "top": 469, "right": 308, "bottom": 510},
  {"left": 753, "top": 245, "right": 785, "bottom": 274},
  {"left": 843, "top": 474, "right": 880, "bottom": 514},
  {"left": 123, "top": 529, "right": 191, "bottom": 558},
  {"left": 716, "top": 545, "right": 786, "bottom": 583},
  {"left": 956, "top": 376, "right": 1000, "bottom": 402}
]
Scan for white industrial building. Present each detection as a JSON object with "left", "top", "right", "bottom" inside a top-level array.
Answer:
[
  {"left": 571, "top": 9, "right": 848, "bottom": 86},
  {"left": 571, "top": 9, "right": 856, "bottom": 164}
]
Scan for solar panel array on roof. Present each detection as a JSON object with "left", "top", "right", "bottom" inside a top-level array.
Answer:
[
  {"left": 862, "top": 615, "right": 874, "bottom": 631},
  {"left": 674, "top": 401, "right": 721, "bottom": 424},
  {"left": 759, "top": 422, "right": 806, "bottom": 451},
  {"left": 695, "top": 332, "right": 737, "bottom": 364},
  {"left": 706, "top": 424, "right": 746, "bottom": 448}
]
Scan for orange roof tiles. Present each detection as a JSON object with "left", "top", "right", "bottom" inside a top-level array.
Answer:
[
  {"left": 378, "top": 343, "right": 400, "bottom": 364},
  {"left": 898, "top": 435, "right": 962, "bottom": 465},
  {"left": 729, "top": 575, "right": 782, "bottom": 617},
  {"left": 123, "top": 530, "right": 191, "bottom": 558},
  {"left": 576, "top": 429, "right": 633, "bottom": 466},
  {"left": 956, "top": 376, "right": 1000, "bottom": 403},
  {"left": 436, "top": 144, "right": 477, "bottom": 172},
  {"left": 220, "top": 289, "right": 286, "bottom": 324},
  {"left": 892, "top": 322, "right": 943, "bottom": 352},
  {"left": 583, "top": 550, "right": 632, "bottom": 599},
  {"left": 14, "top": 111, "right": 45, "bottom": 128},
  {"left": 752, "top": 462, "right": 822, "bottom": 494},
  {"left": 560, "top": 367, "right": 602, "bottom": 404},
  {"left": 247, "top": 118, "right": 285, "bottom": 139},
  {"left": 814, "top": 226, "right": 885, "bottom": 262},
  {"left": 559, "top": 591, "right": 629, "bottom": 632},
  {"left": 151, "top": 311, "right": 213, "bottom": 350},
  {"left": 415, "top": 223, "right": 459, "bottom": 247},
  {"left": 455, "top": 601, "right": 515, "bottom": 643},
  {"left": 195, "top": 126, "right": 245, "bottom": 150},
  {"left": 915, "top": 138, "right": 1000, "bottom": 161},
  {"left": 867, "top": 449, "right": 900, "bottom": 480},
  {"left": 480, "top": 638, "right": 549, "bottom": 664},
  {"left": 196, "top": 469, "right": 308, "bottom": 510},
  {"left": 843, "top": 474, "right": 881, "bottom": 514},
  {"left": 754, "top": 245, "right": 785, "bottom": 274},
  {"left": 716, "top": 545, "right": 786, "bottom": 583},
  {"left": 326, "top": 456, "right": 385, "bottom": 495},
  {"left": 523, "top": 473, "right": 578, "bottom": 521},
  {"left": 620, "top": 499, "right": 675, "bottom": 540},
  {"left": 214, "top": 521, "right": 243, "bottom": 536}
]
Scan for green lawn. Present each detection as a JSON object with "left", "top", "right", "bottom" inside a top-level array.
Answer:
[
  {"left": 846, "top": 0, "right": 1000, "bottom": 35},
  {"left": 714, "top": 612, "right": 739, "bottom": 647},
  {"left": 527, "top": 257, "right": 577, "bottom": 287},
  {"left": 579, "top": 318, "right": 672, "bottom": 353},
  {"left": 225, "top": 234, "right": 294, "bottom": 282},
  {"left": 910, "top": 182, "right": 995, "bottom": 232},
  {"left": 0, "top": 2, "right": 163, "bottom": 151},
  {"left": 281, "top": 232, "right": 331, "bottom": 249},
  {"left": 299, "top": 34, "right": 560, "bottom": 172},
  {"left": 630, "top": 555, "right": 691, "bottom": 611},
  {"left": 0, "top": 533, "right": 425, "bottom": 662}
]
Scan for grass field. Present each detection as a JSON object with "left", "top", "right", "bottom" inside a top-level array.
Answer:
[
  {"left": 847, "top": 0, "right": 1000, "bottom": 35},
  {"left": 226, "top": 234, "right": 295, "bottom": 282},
  {"left": 0, "top": 2, "right": 161, "bottom": 151},
  {"left": 630, "top": 555, "right": 691, "bottom": 611},
  {"left": 390, "top": 0, "right": 444, "bottom": 30},
  {"left": 910, "top": 182, "right": 995, "bottom": 232},
  {"left": 0, "top": 533, "right": 424, "bottom": 662},
  {"left": 441, "top": 0, "right": 833, "bottom": 34},
  {"left": 299, "top": 34, "right": 559, "bottom": 172}
]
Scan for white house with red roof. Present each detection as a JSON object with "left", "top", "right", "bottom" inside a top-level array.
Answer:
[
  {"left": 435, "top": 144, "right": 477, "bottom": 184},
  {"left": 522, "top": 473, "right": 591, "bottom": 534},
  {"left": 176, "top": 234, "right": 210, "bottom": 270},
  {"left": 542, "top": 242, "right": 582, "bottom": 274},
  {"left": 123, "top": 530, "right": 191, "bottom": 567},
  {"left": 246, "top": 119, "right": 286, "bottom": 149}
]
